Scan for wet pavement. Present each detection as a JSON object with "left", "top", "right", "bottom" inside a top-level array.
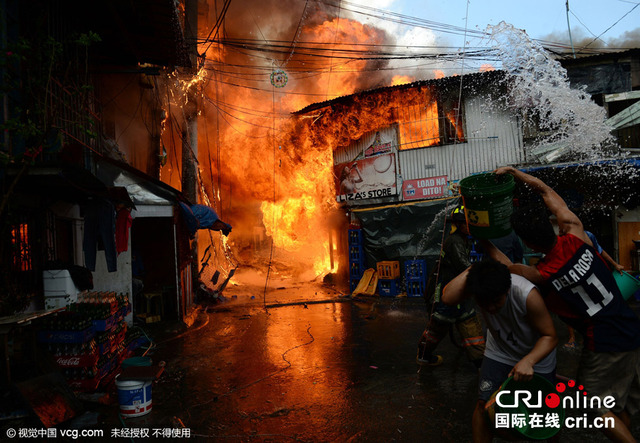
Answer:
[
  {"left": 7, "top": 270, "right": 640, "bottom": 442},
  {"left": 135, "top": 282, "right": 479, "bottom": 442},
  {"left": 102, "top": 273, "right": 640, "bottom": 443}
]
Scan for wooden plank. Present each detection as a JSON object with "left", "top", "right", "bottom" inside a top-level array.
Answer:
[{"left": 604, "top": 91, "right": 640, "bottom": 103}]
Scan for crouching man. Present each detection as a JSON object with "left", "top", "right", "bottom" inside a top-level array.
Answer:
[{"left": 442, "top": 259, "right": 558, "bottom": 443}]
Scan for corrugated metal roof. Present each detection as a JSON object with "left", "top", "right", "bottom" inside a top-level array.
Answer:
[
  {"left": 556, "top": 48, "right": 640, "bottom": 65},
  {"left": 519, "top": 156, "right": 640, "bottom": 173},
  {"left": 293, "top": 70, "right": 506, "bottom": 115}
]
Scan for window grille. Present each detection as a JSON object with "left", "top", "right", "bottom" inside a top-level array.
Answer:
[{"left": 397, "top": 93, "right": 466, "bottom": 150}]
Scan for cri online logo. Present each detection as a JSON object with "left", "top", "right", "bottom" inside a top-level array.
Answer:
[{"left": 496, "top": 379, "right": 616, "bottom": 410}]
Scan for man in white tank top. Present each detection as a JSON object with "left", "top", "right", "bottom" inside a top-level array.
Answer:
[{"left": 442, "top": 259, "right": 558, "bottom": 443}]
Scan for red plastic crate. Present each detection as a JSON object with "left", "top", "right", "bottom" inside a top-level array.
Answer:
[{"left": 55, "top": 353, "right": 99, "bottom": 368}]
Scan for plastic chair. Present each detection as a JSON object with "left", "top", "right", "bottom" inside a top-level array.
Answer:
[{"left": 142, "top": 292, "right": 164, "bottom": 321}]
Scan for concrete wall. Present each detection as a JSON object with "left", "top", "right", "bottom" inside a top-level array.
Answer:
[{"left": 90, "top": 233, "right": 134, "bottom": 325}]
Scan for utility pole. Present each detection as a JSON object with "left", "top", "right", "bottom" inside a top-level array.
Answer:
[
  {"left": 182, "top": 0, "right": 199, "bottom": 314},
  {"left": 566, "top": 0, "right": 576, "bottom": 59},
  {"left": 182, "top": 0, "right": 199, "bottom": 203}
]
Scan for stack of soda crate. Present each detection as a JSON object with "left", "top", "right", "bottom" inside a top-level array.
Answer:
[
  {"left": 404, "top": 259, "right": 427, "bottom": 298},
  {"left": 377, "top": 260, "right": 401, "bottom": 296},
  {"left": 348, "top": 229, "right": 366, "bottom": 292},
  {"left": 37, "top": 291, "right": 131, "bottom": 392},
  {"left": 38, "top": 311, "right": 100, "bottom": 391}
]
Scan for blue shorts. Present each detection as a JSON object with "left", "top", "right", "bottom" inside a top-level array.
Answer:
[{"left": 478, "top": 357, "right": 556, "bottom": 402}]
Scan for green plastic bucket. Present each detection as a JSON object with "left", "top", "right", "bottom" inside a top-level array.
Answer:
[
  {"left": 613, "top": 271, "right": 640, "bottom": 300},
  {"left": 121, "top": 356, "right": 152, "bottom": 370},
  {"left": 486, "top": 374, "right": 564, "bottom": 440},
  {"left": 459, "top": 173, "right": 515, "bottom": 239}
]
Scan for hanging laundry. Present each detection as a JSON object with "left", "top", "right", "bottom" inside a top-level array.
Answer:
[
  {"left": 83, "top": 198, "right": 117, "bottom": 272},
  {"left": 115, "top": 207, "right": 133, "bottom": 254}
]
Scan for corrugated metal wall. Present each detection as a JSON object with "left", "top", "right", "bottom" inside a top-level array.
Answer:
[
  {"left": 331, "top": 88, "right": 525, "bottom": 205},
  {"left": 398, "top": 96, "right": 524, "bottom": 183}
]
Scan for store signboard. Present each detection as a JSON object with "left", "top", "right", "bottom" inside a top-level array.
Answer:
[
  {"left": 402, "top": 175, "right": 448, "bottom": 201},
  {"left": 335, "top": 153, "right": 398, "bottom": 202}
]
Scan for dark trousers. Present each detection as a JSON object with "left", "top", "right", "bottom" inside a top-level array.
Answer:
[{"left": 83, "top": 199, "right": 117, "bottom": 272}]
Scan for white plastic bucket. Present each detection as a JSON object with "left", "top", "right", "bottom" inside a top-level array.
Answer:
[{"left": 115, "top": 375, "right": 152, "bottom": 418}]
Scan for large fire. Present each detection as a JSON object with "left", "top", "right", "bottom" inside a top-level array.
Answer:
[
  {"left": 168, "top": 6, "right": 402, "bottom": 281},
  {"left": 158, "top": 1, "right": 468, "bottom": 284}
]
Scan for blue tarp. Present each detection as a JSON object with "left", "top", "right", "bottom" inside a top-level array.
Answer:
[{"left": 179, "top": 203, "right": 232, "bottom": 238}]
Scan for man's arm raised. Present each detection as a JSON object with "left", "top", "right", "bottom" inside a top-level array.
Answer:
[{"left": 494, "top": 166, "right": 584, "bottom": 238}]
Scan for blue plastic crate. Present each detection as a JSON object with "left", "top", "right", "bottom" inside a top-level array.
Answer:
[
  {"left": 92, "top": 311, "right": 118, "bottom": 332},
  {"left": 349, "top": 245, "right": 364, "bottom": 261},
  {"left": 350, "top": 260, "right": 366, "bottom": 279},
  {"left": 378, "top": 279, "right": 401, "bottom": 297},
  {"left": 348, "top": 229, "right": 363, "bottom": 245},
  {"left": 470, "top": 252, "right": 485, "bottom": 263},
  {"left": 404, "top": 259, "right": 427, "bottom": 281},
  {"left": 406, "top": 280, "right": 426, "bottom": 298},
  {"left": 37, "top": 326, "right": 95, "bottom": 344}
]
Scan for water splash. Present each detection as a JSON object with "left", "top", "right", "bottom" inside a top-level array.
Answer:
[
  {"left": 414, "top": 205, "right": 450, "bottom": 258},
  {"left": 488, "top": 22, "right": 617, "bottom": 163}
]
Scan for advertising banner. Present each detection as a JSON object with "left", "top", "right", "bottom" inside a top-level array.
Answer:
[
  {"left": 364, "top": 131, "right": 394, "bottom": 157},
  {"left": 335, "top": 153, "right": 397, "bottom": 203},
  {"left": 402, "top": 175, "right": 448, "bottom": 201}
]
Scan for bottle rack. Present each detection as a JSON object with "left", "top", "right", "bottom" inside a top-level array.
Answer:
[
  {"left": 378, "top": 278, "right": 401, "bottom": 297},
  {"left": 37, "top": 292, "right": 131, "bottom": 392},
  {"left": 404, "top": 260, "right": 427, "bottom": 298},
  {"left": 348, "top": 229, "right": 367, "bottom": 292}
]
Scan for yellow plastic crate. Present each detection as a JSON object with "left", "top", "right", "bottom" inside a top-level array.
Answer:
[{"left": 377, "top": 261, "right": 400, "bottom": 280}]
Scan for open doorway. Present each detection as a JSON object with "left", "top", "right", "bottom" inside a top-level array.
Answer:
[{"left": 131, "top": 217, "right": 178, "bottom": 321}]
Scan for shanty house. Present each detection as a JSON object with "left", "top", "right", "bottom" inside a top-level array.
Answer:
[
  {"left": 0, "top": 0, "right": 199, "bottom": 326},
  {"left": 294, "top": 70, "right": 524, "bottom": 286}
]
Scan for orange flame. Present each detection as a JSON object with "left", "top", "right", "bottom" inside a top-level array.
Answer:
[
  {"left": 171, "top": 8, "right": 466, "bottom": 280},
  {"left": 390, "top": 75, "right": 414, "bottom": 86}
]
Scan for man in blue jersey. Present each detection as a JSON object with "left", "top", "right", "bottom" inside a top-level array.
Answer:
[{"left": 491, "top": 166, "right": 640, "bottom": 442}]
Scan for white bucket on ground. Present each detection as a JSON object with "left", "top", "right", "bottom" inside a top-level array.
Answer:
[{"left": 115, "top": 375, "right": 152, "bottom": 418}]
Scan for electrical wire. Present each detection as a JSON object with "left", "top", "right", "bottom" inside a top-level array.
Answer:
[
  {"left": 315, "top": 0, "right": 489, "bottom": 39},
  {"left": 566, "top": 0, "right": 577, "bottom": 58},
  {"left": 282, "top": 0, "right": 310, "bottom": 67},
  {"left": 115, "top": 87, "right": 145, "bottom": 146},
  {"left": 203, "top": 95, "right": 274, "bottom": 135},
  {"left": 199, "top": 0, "right": 233, "bottom": 67},
  {"left": 579, "top": 2, "right": 640, "bottom": 51},
  {"left": 188, "top": 325, "right": 315, "bottom": 413}
]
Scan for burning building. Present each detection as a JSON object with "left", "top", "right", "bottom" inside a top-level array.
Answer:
[{"left": 284, "top": 70, "right": 524, "bottom": 288}]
